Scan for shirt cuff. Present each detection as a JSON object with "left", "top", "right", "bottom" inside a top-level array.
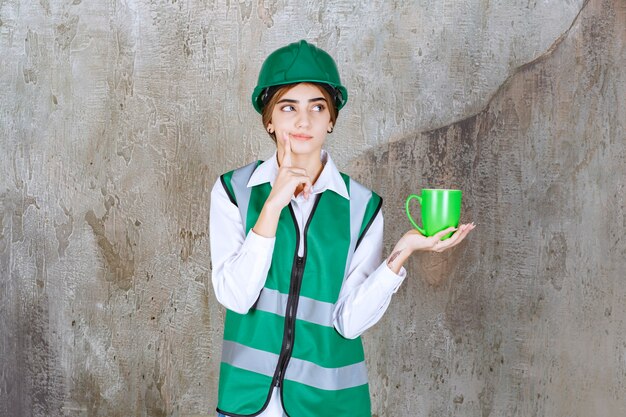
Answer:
[
  {"left": 243, "top": 229, "right": 276, "bottom": 254},
  {"left": 375, "top": 261, "right": 406, "bottom": 294}
]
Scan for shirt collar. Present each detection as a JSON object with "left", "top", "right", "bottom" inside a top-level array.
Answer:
[{"left": 247, "top": 149, "right": 350, "bottom": 200}]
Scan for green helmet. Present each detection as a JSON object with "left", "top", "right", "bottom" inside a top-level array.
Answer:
[{"left": 251, "top": 40, "right": 348, "bottom": 114}]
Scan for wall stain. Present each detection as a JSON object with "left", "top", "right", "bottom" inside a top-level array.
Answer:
[
  {"left": 38, "top": 0, "right": 51, "bottom": 15},
  {"left": 544, "top": 232, "right": 568, "bottom": 291},
  {"left": 13, "top": 297, "right": 65, "bottom": 417},
  {"left": 0, "top": 191, "right": 40, "bottom": 244},
  {"left": 108, "top": 5, "right": 136, "bottom": 98},
  {"left": 179, "top": 228, "right": 206, "bottom": 261},
  {"left": 23, "top": 29, "right": 40, "bottom": 85},
  {"left": 54, "top": 203, "right": 73, "bottom": 258},
  {"left": 85, "top": 197, "right": 135, "bottom": 291},
  {"left": 239, "top": 0, "right": 253, "bottom": 21},
  {"left": 478, "top": 383, "right": 495, "bottom": 417},
  {"left": 0, "top": 214, "right": 5, "bottom": 257},
  {"left": 54, "top": 15, "right": 79, "bottom": 51},
  {"left": 182, "top": 23, "right": 193, "bottom": 58},
  {"left": 257, "top": 0, "right": 277, "bottom": 28},
  {"left": 70, "top": 371, "right": 103, "bottom": 416}
]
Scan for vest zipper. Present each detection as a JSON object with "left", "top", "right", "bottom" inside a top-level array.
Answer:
[
  {"left": 274, "top": 255, "right": 304, "bottom": 387},
  {"left": 272, "top": 195, "right": 321, "bottom": 389}
]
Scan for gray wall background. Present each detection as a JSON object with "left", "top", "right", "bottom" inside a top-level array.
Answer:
[{"left": 1, "top": 0, "right": 624, "bottom": 416}]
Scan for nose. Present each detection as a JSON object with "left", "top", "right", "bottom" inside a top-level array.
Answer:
[{"left": 296, "top": 111, "right": 310, "bottom": 129}]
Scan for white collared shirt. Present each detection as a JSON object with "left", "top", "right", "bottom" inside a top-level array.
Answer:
[{"left": 210, "top": 150, "right": 406, "bottom": 417}]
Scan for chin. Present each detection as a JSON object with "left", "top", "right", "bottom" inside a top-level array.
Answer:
[{"left": 291, "top": 141, "right": 323, "bottom": 155}]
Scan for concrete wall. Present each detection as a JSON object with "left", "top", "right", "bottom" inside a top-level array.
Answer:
[{"left": 1, "top": 0, "right": 623, "bottom": 416}]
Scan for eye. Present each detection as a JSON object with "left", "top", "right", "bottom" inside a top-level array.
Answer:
[
  {"left": 311, "top": 103, "right": 326, "bottom": 112},
  {"left": 281, "top": 105, "right": 295, "bottom": 112}
]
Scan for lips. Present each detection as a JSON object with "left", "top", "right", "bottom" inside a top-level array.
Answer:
[{"left": 290, "top": 133, "right": 314, "bottom": 141}]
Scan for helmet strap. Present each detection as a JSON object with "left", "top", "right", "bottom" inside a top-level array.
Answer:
[
  {"left": 260, "top": 86, "right": 281, "bottom": 109},
  {"left": 320, "top": 84, "right": 342, "bottom": 111}
]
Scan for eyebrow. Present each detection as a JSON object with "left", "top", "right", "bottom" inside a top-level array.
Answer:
[{"left": 277, "top": 97, "right": 327, "bottom": 104}]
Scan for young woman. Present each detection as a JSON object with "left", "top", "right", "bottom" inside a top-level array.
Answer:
[{"left": 210, "top": 40, "right": 474, "bottom": 417}]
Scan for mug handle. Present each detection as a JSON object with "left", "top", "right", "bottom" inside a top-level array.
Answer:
[{"left": 405, "top": 195, "right": 426, "bottom": 235}]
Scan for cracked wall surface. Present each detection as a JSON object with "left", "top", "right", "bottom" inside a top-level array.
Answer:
[{"left": 1, "top": 0, "right": 623, "bottom": 416}]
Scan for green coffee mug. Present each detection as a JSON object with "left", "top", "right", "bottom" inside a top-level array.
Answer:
[{"left": 405, "top": 189, "right": 462, "bottom": 240}]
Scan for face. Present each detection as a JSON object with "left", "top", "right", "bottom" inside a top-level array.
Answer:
[{"left": 266, "top": 83, "right": 333, "bottom": 157}]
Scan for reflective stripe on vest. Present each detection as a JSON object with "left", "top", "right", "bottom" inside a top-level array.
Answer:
[
  {"left": 223, "top": 340, "right": 368, "bottom": 391},
  {"left": 344, "top": 178, "right": 372, "bottom": 277},
  {"left": 254, "top": 287, "right": 335, "bottom": 327},
  {"left": 229, "top": 161, "right": 258, "bottom": 225}
]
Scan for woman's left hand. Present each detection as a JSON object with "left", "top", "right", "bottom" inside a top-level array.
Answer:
[
  {"left": 401, "top": 223, "right": 475, "bottom": 253},
  {"left": 386, "top": 223, "right": 475, "bottom": 274}
]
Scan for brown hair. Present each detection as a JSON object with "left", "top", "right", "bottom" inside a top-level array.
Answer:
[{"left": 261, "top": 83, "right": 339, "bottom": 143}]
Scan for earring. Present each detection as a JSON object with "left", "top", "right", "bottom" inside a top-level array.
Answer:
[
  {"left": 327, "top": 126, "right": 333, "bottom": 133},
  {"left": 267, "top": 127, "right": 274, "bottom": 134}
]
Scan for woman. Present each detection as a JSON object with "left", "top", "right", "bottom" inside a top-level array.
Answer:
[{"left": 210, "top": 40, "right": 474, "bottom": 417}]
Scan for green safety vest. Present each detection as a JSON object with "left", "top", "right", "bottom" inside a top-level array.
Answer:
[{"left": 217, "top": 161, "right": 382, "bottom": 417}]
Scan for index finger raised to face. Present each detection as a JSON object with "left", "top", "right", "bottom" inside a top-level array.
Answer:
[{"left": 281, "top": 132, "right": 292, "bottom": 167}]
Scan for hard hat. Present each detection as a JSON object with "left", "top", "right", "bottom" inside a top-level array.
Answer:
[{"left": 251, "top": 40, "right": 348, "bottom": 113}]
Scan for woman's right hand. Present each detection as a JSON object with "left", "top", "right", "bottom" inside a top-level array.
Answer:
[
  {"left": 265, "top": 133, "right": 312, "bottom": 210},
  {"left": 252, "top": 133, "right": 312, "bottom": 238}
]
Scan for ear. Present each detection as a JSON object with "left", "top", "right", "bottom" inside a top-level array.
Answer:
[{"left": 267, "top": 123, "right": 274, "bottom": 134}]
